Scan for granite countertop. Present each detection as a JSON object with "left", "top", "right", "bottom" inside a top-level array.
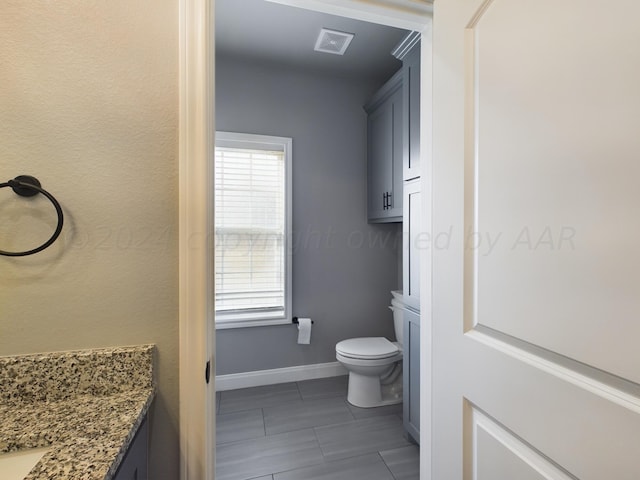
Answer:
[{"left": 0, "top": 345, "right": 155, "bottom": 480}]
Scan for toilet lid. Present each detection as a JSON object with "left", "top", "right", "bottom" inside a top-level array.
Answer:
[{"left": 336, "top": 337, "right": 399, "bottom": 360}]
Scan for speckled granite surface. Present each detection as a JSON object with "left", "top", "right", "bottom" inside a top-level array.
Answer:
[{"left": 0, "top": 345, "right": 155, "bottom": 479}]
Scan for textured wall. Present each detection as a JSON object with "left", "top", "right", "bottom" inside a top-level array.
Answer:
[
  {"left": 215, "top": 55, "right": 402, "bottom": 375},
  {"left": 0, "top": 2, "right": 179, "bottom": 479}
]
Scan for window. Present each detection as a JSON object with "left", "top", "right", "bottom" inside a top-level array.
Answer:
[{"left": 215, "top": 132, "right": 292, "bottom": 329}]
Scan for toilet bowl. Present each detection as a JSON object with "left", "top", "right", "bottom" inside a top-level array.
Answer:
[{"left": 336, "top": 293, "right": 405, "bottom": 408}]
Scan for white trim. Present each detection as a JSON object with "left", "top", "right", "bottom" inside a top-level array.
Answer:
[
  {"left": 214, "top": 131, "right": 293, "bottom": 329},
  {"left": 391, "top": 31, "right": 422, "bottom": 60},
  {"left": 179, "top": 0, "right": 215, "bottom": 479},
  {"left": 216, "top": 362, "right": 348, "bottom": 391},
  {"left": 215, "top": 131, "right": 291, "bottom": 152},
  {"left": 216, "top": 318, "right": 291, "bottom": 330},
  {"left": 419, "top": 17, "right": 433, "bottom": 480},
  {"left": 265, "top": 0, "right": 432, "bottom": 31}
]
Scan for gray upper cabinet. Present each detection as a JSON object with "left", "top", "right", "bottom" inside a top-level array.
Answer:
[
  {"left": 403, "top": 42, "right": 421, "bottom": 180},
  {"left": 393, "top": 32, "right": 421, "bottom": 181},
  {"left": 365, "top": 70, "right": 403, "bottom": 223}
]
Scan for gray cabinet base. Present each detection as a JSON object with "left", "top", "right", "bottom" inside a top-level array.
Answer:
[
  {"left": 403, "top": 308, "right": 420, "bottom": 444},
  {"left": 113, "top": 416, "right": 148, "bottom": 480}
]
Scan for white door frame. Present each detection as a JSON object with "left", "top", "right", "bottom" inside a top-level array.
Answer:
[
  {"left": 178, "top": 1, "right": 432, "bottom": 479},
  {"left": 179, "top": 0, "right": 215, "bottom": 479}
]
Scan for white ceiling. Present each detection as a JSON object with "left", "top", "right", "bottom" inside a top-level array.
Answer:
[{"left": 215, "top": 0, "right": 410, "bottom": 84}]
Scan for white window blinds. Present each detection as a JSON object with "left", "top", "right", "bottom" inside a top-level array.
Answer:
[{"left": 215, "top": 132, "right": 292, "bottom": 328}]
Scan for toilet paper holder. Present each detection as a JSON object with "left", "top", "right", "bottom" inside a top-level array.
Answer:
[{"left": 292, "top": 317, "right": 314, "bottom": 325}]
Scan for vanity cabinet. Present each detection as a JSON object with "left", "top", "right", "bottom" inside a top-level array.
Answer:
[
  {"left": 365, "top": 70, "right": 404, "bottom": 223},
  {"left": 403, "top": 307, "right": 420, "bottom": 444},
  {"left": 113, "top": 416, "right": 148, "bottom": 480}
]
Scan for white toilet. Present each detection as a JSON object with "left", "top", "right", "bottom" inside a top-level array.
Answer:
[{"left": 336, "top": 293, "right": 405, "bottom": 408}]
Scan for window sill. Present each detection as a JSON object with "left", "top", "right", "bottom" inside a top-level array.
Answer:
[{"left": 215, "top": 317, "right": 291, "bottom": 330}]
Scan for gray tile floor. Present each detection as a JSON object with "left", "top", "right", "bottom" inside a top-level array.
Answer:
[{"left": 215, "top": 376, "right": 419, "bottom": 480}]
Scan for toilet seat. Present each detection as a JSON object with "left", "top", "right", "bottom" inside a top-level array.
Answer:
[{"left": 336, "top": 337, "right": 399, "bottom": 360}]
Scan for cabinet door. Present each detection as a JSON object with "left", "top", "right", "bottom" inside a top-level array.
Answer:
[
  {"left": 113, "top": 417, "right": 148, "bottom": 480},
  {"left": 367, "top": 81, "right": 403, "bottom": 223},
  {"left": 389, "top": 86, "right": 404, "bottom": 219},
  {"left": 403, "top": 43, "right": 421, "bottom": 181},
  {"left": 368, "top": 99, "right": 394, "bottom": 220},
  {"left": 402, "top": 178, "right": 421, "bottom": 310},
  {"left": 403, "top": 307, "right": 420, "bottom": 444}
]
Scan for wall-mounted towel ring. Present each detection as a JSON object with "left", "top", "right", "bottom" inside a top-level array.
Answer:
[{"left": 0, "top": 175, "right": 64, "bottom": 257}]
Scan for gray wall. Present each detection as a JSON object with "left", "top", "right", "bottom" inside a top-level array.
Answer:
[{"left": 216, "top": 56, "right": 402, "bottom": 375}]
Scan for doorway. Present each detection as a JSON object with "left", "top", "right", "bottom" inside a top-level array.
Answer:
[{"left": 178, "top": 1, "right": 432, "bottom": 479}]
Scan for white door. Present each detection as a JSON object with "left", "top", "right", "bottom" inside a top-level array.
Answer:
[{"left": 431, "top": 0, "right": 640, "bottom": 479}]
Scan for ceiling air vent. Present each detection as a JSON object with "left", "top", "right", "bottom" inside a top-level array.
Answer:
[{"left": 314, "top": 28, "right": 354, "bottom": 56}]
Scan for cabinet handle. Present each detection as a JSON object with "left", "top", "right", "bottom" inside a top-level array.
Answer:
[{"left": 382, "top": 191, "right": 392, "bottom": 210}]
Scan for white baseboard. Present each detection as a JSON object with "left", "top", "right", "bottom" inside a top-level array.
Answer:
[{"left": 215, "top": 361, "right": 347, "bottom": 391}]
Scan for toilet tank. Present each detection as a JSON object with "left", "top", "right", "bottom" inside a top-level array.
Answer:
[{"left": 389, "top": 305, "right": 404, "bottom": 346}]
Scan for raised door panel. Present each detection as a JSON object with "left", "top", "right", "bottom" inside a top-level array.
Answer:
[
  {"left": 389, "top": 86, "right": 404, "bottom": 218},
  {"left": 432, "top": 0, "right": 640, "bottom": 479},
  {"left": 470, "top": 0, "right": 640, "bottom": 385},
  {"left": 403, "top": 307, "right": 420, "bottom": 444},
  {"left": 403, "top": 43, "right": 421, "bottom": 181},
  {"left": 471, "top": 409, "right": 573, "bottom": 480},
  {"left": 403, "top": 178, "right": 420, "bottom": 310},
  {"left": 368, "top": 100, "right": 394, "bottom": 220}
]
